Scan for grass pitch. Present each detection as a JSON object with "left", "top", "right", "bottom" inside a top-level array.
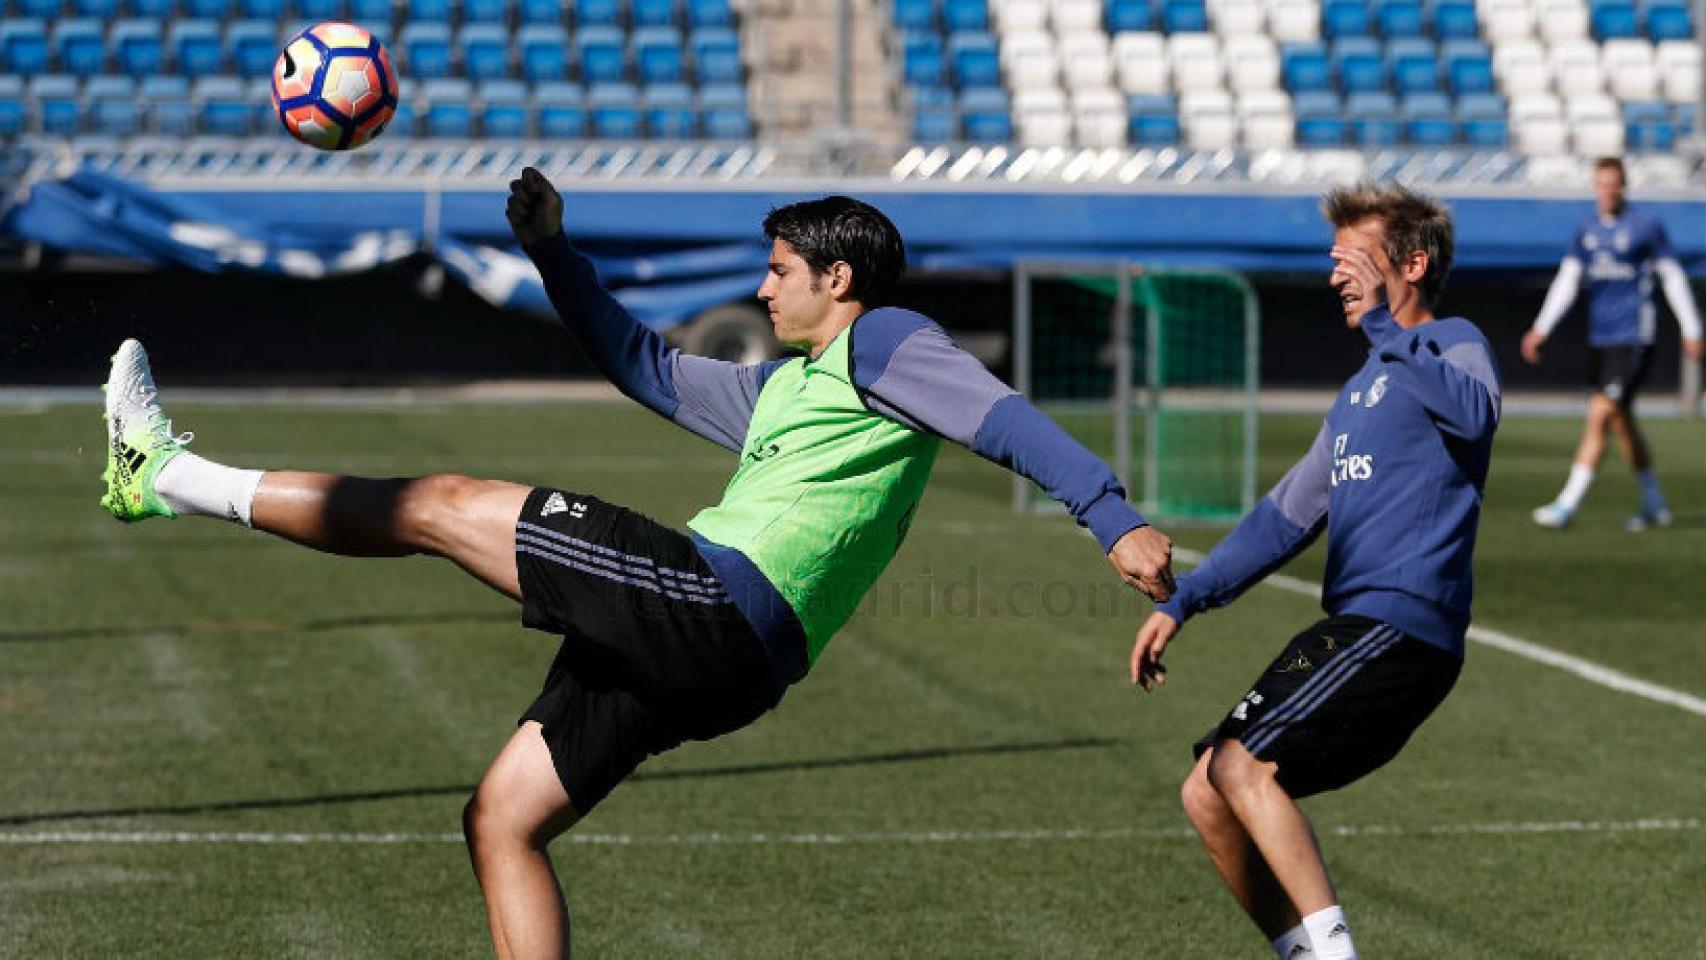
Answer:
[{"left": 3, "top": 400, "right": 1704, "bottom": 957}]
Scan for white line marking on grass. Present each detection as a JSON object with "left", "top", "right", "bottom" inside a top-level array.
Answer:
[{"left": 3, "top": 819, "right": 1701, "bottom": 846}]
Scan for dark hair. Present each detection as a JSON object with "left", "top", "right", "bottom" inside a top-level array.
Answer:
[
  {"left": 1322, "top": 181, "right": 1455, "bottom": 308},
  {"left": 762, "top": 196, "right": 907, "bottom": 306},
  {"left": 1594, "top": 156, "right": 1626, "bottom": 182}
]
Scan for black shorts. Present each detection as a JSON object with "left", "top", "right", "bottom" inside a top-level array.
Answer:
[
  {"left": 514, "top": 487, "right": 778, "bottom": 814},
  {"left": 1193, "top": 615, "right": 1460, "bottom": 799},
  {"left": 1589, "top": 345, "right": 1652, "bottom": 405}
]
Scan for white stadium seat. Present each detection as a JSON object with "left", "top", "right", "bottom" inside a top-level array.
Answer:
[
  {"left": 1114, "top": 32, "right": 1170, "bottom": 93},
  {"left": 1601, "top": 39, "right": 1658, "bottom": 100},
  {"left": 1238, "top": 88, "right": 1294, "bottom": 145},
  {"left": 1072, "top": 85, "right": 1127, "bottom": 146},
  {"left": 1060, "top": 32, "right": 1114, "bottom": 88},
  {"left": 1656, "top": 42, "right": 1701, "bottom": 103},
  {"left": 1548, "top": 39, "right": 1604, "bottom": 98},
  {"left": 1015, "top": 86, "right": 1072, "bottom": 144},
  {"left": 1535, "top": 0, "right": 1589, "bottom": 44},
  {"left": 1224, "top": 34, "right": 1280, "bottom": 92},
  {"left": 1266, "top": 0, "right": 1320, "bottom": 42},
  {"left": 1169, "top": 32, "right": 1226, "bottom": 92},
  {"left": 1494, "top": 39, "right": 1551, "bottom": 95},
  {"left": 1510, "top": 91, "right": 1567, "bottom": 153},
  {"left": 995, "top": 0, "right": 1050, "bottom": 31},
  {"left": 1181, "top": 88, "right": 1237, "bottom": 148},
  {"left": 1480, "top": 0, "right": 1534, "bottom": 42},
  {"left": 1212, "top": 0, "right": 1266, "bottom": 37},
  {"left": 1051, "top": 0, "right": 1105, "bottom": 33}
]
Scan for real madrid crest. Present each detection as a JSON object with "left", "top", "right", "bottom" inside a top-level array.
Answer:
[{"left": 1366, "top": 374, "right": 1389, "bottom": 407}]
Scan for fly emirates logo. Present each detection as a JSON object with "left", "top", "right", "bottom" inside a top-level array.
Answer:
[{"left": 1330, "top": 433, "right": 1374, "bottom": 486}]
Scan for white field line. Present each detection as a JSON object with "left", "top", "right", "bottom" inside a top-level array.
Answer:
[
  {"left": 2, "top": 819, "right": 1701, "bottom": 846},
  {"left": 1171, "top": 547, "right": 1706, "bottom": 719}
]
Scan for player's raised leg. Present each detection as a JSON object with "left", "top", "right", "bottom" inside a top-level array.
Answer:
[{"left": 101, "top": 338, "right": 529, "bottom": 600}]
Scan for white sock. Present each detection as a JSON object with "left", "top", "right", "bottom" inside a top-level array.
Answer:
[
  {"left": 1636, "top": 469, "right": 1667, "bottom": 512},
  {"left": 154, "top": 452, "right": 265, "bottom": 527},
  {"left": 1273, "top": 924, "right": 1315, "bottom": 958},
  {"left": 1555, "top": 463, "right": 1595, "bottom": 511},
  {"left": 1301, "top": 906, "right": 1357, "bottom": 960}
]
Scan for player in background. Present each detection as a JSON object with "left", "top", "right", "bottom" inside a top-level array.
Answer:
[
  {"left": 1129, "top": 183, "right": 1499, "bottom": 960},
  {"left": 98, "top": 168, "right": 1175, "bottom": 959},
  {"left": 1523, "top": 156, "right": 1703, "bottom": 531}
]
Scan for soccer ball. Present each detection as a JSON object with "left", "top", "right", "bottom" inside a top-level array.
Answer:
[{"left": 271, "top": 22, "right": 398, "bottom": 151}]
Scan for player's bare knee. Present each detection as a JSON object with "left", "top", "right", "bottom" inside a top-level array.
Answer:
[
  {"left": 1205, "top": 743, "right": 1269, "bottom": 801},
  {"left": 1180, "top": 767, "right": 1223, "bottom": 827}
]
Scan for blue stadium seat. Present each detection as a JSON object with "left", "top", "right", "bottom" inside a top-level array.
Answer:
[
  {"left": 1387, "top": 36, "right": 1437, "bottom": 92},
  {"left": 1645, "top": 0, "right": 1691, "bottom": 39},
  {"left": 0, "top": 76, "right": 24, "bottom": 136},
  {"left": 385, "top": 97, "right": 417, "bottom": 137},
  {"left": 644, "top": 80, "right": 695, "bottom": 136},
  {"left": 577, "top": 0, "right": 622, "bottom": 27},
  {"left": 1281, "top": 42, "right": 1330, "bottom": 92},
  {"left": 519, "top": 25, "right": 570, "bottom": 80},
  {"left": 227, "top": 20, "right": 277, "bottom": 79},
  {"left": 1376, "top": 0, "right": 1422, "bottom": 35},
  {"left": 17, "top": 0, "right": 65, "bottom": 15},
  {"left": 73, "top": 0, "right": 120, "bottom": 17},
  {"left": 1674, "top": 102, "right": 1694, "bottom": 137},
  {"left": 170, "top": 20, "right": 225, "bottom": 78},
  {"left": 1332, "top": 36, "right": 1385, "bottom": 92},
  {"left": 1457, "top": 91, "right": 1506, "bottom": 146},
  {"left": 690, "top": 26, "right": 740, "bottom": 83},
  {"left": 949, "top": 31, "right": 998, "bottom": 88},
  {"left": 1441, "top": 38, "right": 1490, "bottom": 94},
  {"left": 912, "top": 85, "right": 955, "bottom": 141},
  {"left": 2, "top": 20, "right": 52, "bottom": 77},
  {"left": 355, "top": 20, "right": 394, "bottom": 49},
  {"left": 634, "top": 26, "right": 684, "bottom": 83},
  {"left": 519, "top": 0, "right": 563, "bottom": 22},
  {"left": 1347, "top": 90, "right": 1400, "bottom": 143},
  {"left": 52, "top": 19, "right": 106, "bottom": 77},
  {"left": 87, "top": 75, "right": 140, "bottom": 135},
  {"left": 1293, "top": 90, "right": 1345, "bottom": 144},
  {"left": 944, "top": 0, "right": 988, "bottom": 31},
  {"left": 350, "top": 0, "right": 394, "bottom": 19},
  {"left": 1105, "top": 0, "right": 1151, "bottom": 30},
  {"left": 698, "top": 80, "right": 748, "bottom": 136},
  {"left": 893, "top": 0, "right": 935, "bottom": 30},
  {"left": 299, "top": 0, "right": 347, "bottom": 18},
  {"left": 185, "top": 0, "right": 233, "bottom": 17},
  {"left": 235, "top": 0, "right": 283, "bottom": 17},
  {"left": 902, "top": 32, "right": 944, "bottom": 85},
  {"left": 1429, "top": 0, "right": 1477, "bottom": 37},
  {"left": 30, "top": 74, "right": 82, "bottom": 134},
  {"left": 479, "top": 78, "right": 528, "bottom": 136},
  {"left": 400, "top": 23, "right": 452, "bottom": 78},
  {"left": 1161, "top": 0, "right": 1207, "bottom": 30},
  {"left": 113, "top": 19, "right": 164, "bottom": 77},
  {"left": 687, "top": 0, "right": 732, "bottom": 26},
  {"left": 959, "top": 86, "right": 1010, "bottom": 140},
  {"left": 578, "top": 25, "right": 626, "bottom": 82},
  {"left": 1622, "top": 99, "right": 1670, "bottom": 149},
  {"left": 634, "top": 0, "right": 678, "bottom": 25},
  {"left": 534, "top": 80, "right": 586, "bottom": 136},
  {"left": 589, "top": 80, "right": 642, "bottom": 136},
  {"left": 1401, "top": 90, "right": 1454, "bottom": 143},
  {"left": 1126, "top": 92, "right": 1179, "bottom": 144},
  {"left": 193, "top": 76, "right": 249, "bottom": 134},
  {"left": 463, "top": 0, "right": 508, "bottom": 20},
  {"left": 246, "top": 77, "right": 279, "bottom": 135},
  {"left": 1323, "top": 0, "right": 1370, "bottom": 36},
  {"left": 1590, "top": 0, "right": 1638, "bottom": 37},
  {"left": 423, "top": 77, "right": 473, "bottom": 136},
  {"left": 410, "top": 0, "right": 454, "bottom": 20},
  {"left": 140, "top": 74, "right": 190, "bottom": 133},
  {"left": 459, "top": 23, "right": 510, "bottom": 79}
]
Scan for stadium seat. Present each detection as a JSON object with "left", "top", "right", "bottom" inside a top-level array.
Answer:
[
  {"left": 1126, "top": 92, "right": 1179, "bottom": 143},
  {"left": 644, "top": 81, "right": 696, "bottom": 136},
  {"left": 185, "top": 0, "right": 232, "bottom": 16},
  {"left": 1441, "top": 38, "right": 1491, "bottom": 94},
  {"left": 1602, "top": 38, "right": 1658, "bottom": 99},
  {"left": 459, "top": 23, "right": 510, "bottom": 80},
  {"left": 635, "top": 26, "right": 685, "bottom": 83},
  {"left": 463, "top": 0, "right": 508, "bottom": 21},
  {"left": 1281, "top": 41, "right": 1330, "bottom": 91},
  {"left": 1331, "top": 36, "right": 1385, "bottom": 92},
  {"left": 1590, "top": 0, "right": 1639, "bottom": 37},
  {"left": 410, "top": 0, "right": 454, "bottom": 20},
  {"left": 1105, "top": 0, "right": 1152, "bottom": 30},
  {"left": 86, "top": 74, "right": 140, "bottom": 135},
  {"left": 1569, "top": 92, "right": 1625, "bottom": 152},
  {"left": 0, "top": 76, "right": 23, "bottom": 137},
  {"left": 234, "top": 0, "right": 284, "bottom": 17},
  {"left": 299, "top": 0, "right": 348, "bottom": 18},
  {"left": 400, "top": 23, "right": 453, "bottom": 78},
  {"left": 1457, "top": 90, "right": 1507, "bottom": 145},
  {"left": 894, "top": 0, "right": 936, "bottom": 30},
  {"left": 1015, "top": 86, "right": 1070, "bottom": 144},
  {"left": 29, "top": 74, "right": 81, "bottom": 135},
  {"left": 1293, "top": 89, "right": 1345, "bottom": 144},
  {"left": 1400, "top": 90, "right": 1454, "bottom": 143},
  {"left": 520, "top": 0, "right": 564, "bottom": 23},
  {"left": 1346, "top": 89, "right": 1400, "bottom": 143},
  {"left": 137, "top": 74, "right": 190, "bottom": 134},
  {"left": 1237, "top": 88, "right": 1294, "bottom": 147},
  {"left": 949, "top": 31, "right": 1000, "bottom": 88},
  {"left": 386, "top": 97, "right": 417, "bottom": 137},
  {"left": 1167, "top": 32, "right": 1222, "bottom": 93},
  {"left": 690, "top": 27, "right": 740, "bottom": 83},
  {"left": 1673, "top": 99, "right": 1693, "bottom": 133},
  {"left": 227, "top": 20, "right": 276, "bottom": 79},
  {"left": 633, "top": 0, "right": 680, "bottom": 26},
  {"left": 686, "top": 0, "right": 733, "bottom": 27},
  {"left": 997, "top": 0, "right": 1047, "bottom": 30},
  {"left": 945, "top": 0, "right": 989, "bottom": 31},
  {"left": 1114, "top": 31, "right": 1168, "bottom": 93},
  {"left": 423, "top": 77, "right": 474, "bottom": 136},
  {"left": 1162, "top": 0, "right": 1209, "bottom": 30},
  {"left": 350, "top": 0, "right": 395, "bottom": 19},
  {"left": 519, "top": 25, "right": 570, "bottom": 81},
  {"left": 1550, "top": 39, "right": 1605, "bottom": 99},
  {"left": 1073, "top": 86, "right": 1126, "bottom": 148},
  {"left": 588, "top": 81, "right": 642, "bottom": 136},
  {"left": 1622, "top": 97, "right": 1671, "bottom": 148},
  {"left": 1387, "top": 36, "right": 1437, "bottom": 92},
  {"left": 577, "top": 0, "right": 623, "bottom": 27},
  {"left": 479, "top": 78, "right": 528, "bottom": 137},
  {"left": 577, "top": 26, "right": 626, "bottom": 82},
  {"left": 1268, "top": 0, "right": 1321, "bottom": 41},
  {"left": 1056, "top": 0, "right": 1105, "bottom": 32},
  {"left": 1323, "top": 0, "right": 1369, "bottom": 36},
  {"left": 533, "top": 80, "right": 587, "bottom": 136},
  {"left": 913, "top": 85, "right": 958, "bottom": 140},
  {"left": 1428, "top": 0, "right": 1477, "bottom": 38},
  {"left": 1492, "top": 38, "right": 1548, "bottom": 95},
  {"left": 170, "top": 20, "right": 225, "bottom": 78},
  {"left": 72, "top": 0, "right": 119, "bottom": 15},
  {"left": 1179, "top": 88, "right": 1235, "bottom": 147},
  {"left": 1510, "top": 91, "right": 1567, "bottom": 152},
  {"left": 194, "top": 75, "right": 249, "bottom": 134},
  {"left": 247, "top": 77, "right": 278, "bottom": 135},
  {"left": 698, "top": 80, "right": 749, "bottom": 136},
  {"left": 354, "top": 20, "right": 394, "bottom": 50},
  {"left": 1214, "top": 0, "right": 1266, "bottom": 37},
  {"left": 1003, "top": 30, "right": 1059, "bottom": 89},
  {"left": 1645, "top": 0, "right": 1692, "bottom": 39},
  {"left": 16, "top": 0, "right": 63, "bottom": 13},
  {"left": 956, "top": 87, "right": 1009, "bottom": 139},
  {"left": 1375, "top": 0, "right": 1422, "bottom": 36},
  {"left": 113, "top": 20, "right": 164, "bottom": 78},
  {"left": 1061, "top": 32, "right": 1113, "bottom": 89},
  {"left": 902, "top": 32, "right": 945, "bottom": 86},
  {"left": 1657, "top": 39, "right": 1700, "bottom": 102},
  {"left": 1225, "top": 35, "right": 1280, "bottom": 93},
  {"left": 1537, "top": 0, "right": 1591, "bottom": 43},
  {"left": 50, "top": 19, "right": 104, "bottom": 78}
]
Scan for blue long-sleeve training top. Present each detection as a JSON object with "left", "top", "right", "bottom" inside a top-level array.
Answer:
[{"left": 1158, "top": 305, "right": 1501, "bottom": 656}]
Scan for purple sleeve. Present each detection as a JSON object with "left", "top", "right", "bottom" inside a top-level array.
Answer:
[
  {"left": 850, "top": 308, "right": 1148, "bottom": 552},
  {"left": 1360, "top": 307, "right": 1502, "bottom": 442}
]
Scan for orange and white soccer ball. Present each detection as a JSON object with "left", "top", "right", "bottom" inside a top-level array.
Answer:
[{"left": 270, "top": 22, "right": 398, "bottom": 151}]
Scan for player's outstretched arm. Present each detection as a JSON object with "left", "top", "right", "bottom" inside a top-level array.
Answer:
[{"left": 508, "top": 167, "right": 781, "bottom": 452}]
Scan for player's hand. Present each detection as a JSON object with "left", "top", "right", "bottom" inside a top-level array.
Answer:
[
  {"left": 1521, "top": 329, "right": 1548, "bottom": 366},
  {"left": 1109, "top": 525, "right": 1174, "bottom": 602},
  {"left": 1130, "top": 610, "right": 1179, "bottom": 692},
  {"left": 1685, "top": 338, "right": 1704, "bottom": 362},
  {"left": 506, "top": 166, "right": 563, "bottom": 248},
  {"left": 1329, "top": 244, "right": 1391, "bottom": 321}
]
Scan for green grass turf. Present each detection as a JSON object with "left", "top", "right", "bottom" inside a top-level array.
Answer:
[{"left": 3, "top": 402, "right": 1704, "bottom": 957}]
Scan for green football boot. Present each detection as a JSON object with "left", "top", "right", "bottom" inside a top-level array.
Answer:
[{"left": 100, "top": 339, "right": 190, "bottom": 522}]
